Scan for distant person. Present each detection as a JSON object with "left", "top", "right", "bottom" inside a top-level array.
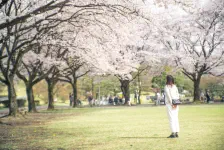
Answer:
[
  {"left": 99, "top": 96, "right": 104, "bottom": 106},
  {"left": 161, "top": 90, "right": 165, "bottom": 104},
  {"left": 205, "top": 90, "right": 210, "bottom": 103},
  {"left": 69, "top": 93, "right": 73, "bottom": 106},
  {"left": 77, "top": 98, "right": 82, "bottom": 106},
  {"left": 134, "top": 90, "right": 138, "bottom": 102},
  {"left": 156, "top": 90, "right": 161, "bottom": 106},
  {"left": 92, "top": 98, "right": 96, "bottom": 106},
  {"left": 146, "top": 95, "right": 150, "bottom": 101},
  {"left": 128, "top": 99, "right": 131, "bottom": 106},
  {"left": 114, "top": 96, "right": 118, "bottom": 105},
  {"left": 118, "top": 97, "right": 123, "bottom": 105},
  {"left": 100, "top": 96, "right": 107, "bottom": 106},
  {"left": 164, "top": 75, "right": 180, "bottom": 138},
  {"left": 200, "top": 91, "right": 205, "bottom": 102},
  {"left": 108, "top": 96, "right": 113, "bottom": 104},
  {"left": 88, "top": 94, "right": 93, "bottom": 107}
]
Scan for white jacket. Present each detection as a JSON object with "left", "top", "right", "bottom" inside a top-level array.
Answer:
[{"left": 164, "top": 84, "right": 180, "bottom": 105}]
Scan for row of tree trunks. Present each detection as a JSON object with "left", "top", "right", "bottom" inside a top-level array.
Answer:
[
  {"left": 119, "top": 74, "right": 202, "bottom": 104},
  {"left": 6, "top": 70, "right": 202, "bottom": 116},
  {"left": 6, "top": 74, "right": 80, "bottom": 116}
]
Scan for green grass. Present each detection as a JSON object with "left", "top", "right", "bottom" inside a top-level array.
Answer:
[
  {"left": 1, "top": 104, "right": 224, "bottom": 150},
  {"left": 0, "top": 104, "right": 6, "bottom": 110}
]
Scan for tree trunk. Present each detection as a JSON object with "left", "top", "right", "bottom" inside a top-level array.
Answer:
[
  {"left": 120, "top": 80, "right": 130, "bottom": 104},
  {"left": 46, "top": 79, "right": 56, "bottom": 110},
  {"left": 7, "top": 77, "right": 17, "bottom": 116},
  {"left": 138, "top": 88, "right": 141, "bottom": 104},
  {"left": 193, "top": 78, "right": 201, "bottom": 102},
  {"left": 91, "top": 77, "right": 95, "bottom": 98},
  {"left": 26, "top": 85, "right": 37, "bottom": 112},
  {"left": 72, "top": 78, "right": 78, "bottom": 108},
  {"left": 137, "top": 74, "right": 141, "bottom": 104},
  {"left": 192, "top": 73, "right": 203, "bottom": 102}
]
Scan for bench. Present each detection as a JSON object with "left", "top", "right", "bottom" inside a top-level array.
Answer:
[
  {"left": 17, "top": 98, "right": 26, "bottom": 107},
  {"left": 0, "top": 96, "right": 9, "bottom": 107},
  {"left": 0, "top": 96, "right": 26, "bottom": 108}
]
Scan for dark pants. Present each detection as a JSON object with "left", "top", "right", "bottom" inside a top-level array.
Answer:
[{"left": 206, "top": 97, "right": 210, "bottom": 103}]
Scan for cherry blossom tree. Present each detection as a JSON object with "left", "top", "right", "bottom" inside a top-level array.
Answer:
[
  {"left": 43, "top": 3, "right": 146, "bottom": 106},
  {"left": 16, "top": 44, "right": 56, "bottom": 112},
  {"left": 158, "top": 0, "right": 224, "bottom": 101},
  {"left": 0, "top": 0, "right": 139, "bottom": 115},
  {"left": 56, "top": 29, "right": 92, "bottom": 107},
  {"left": 40, "top": 43, "right": 68, "bottom": 110},
  {"left": 0, "top": 0, "right": 7, "bottom": 9},
  {"left": 90, "top": 11, "right": 169, "bottom": 104},
  {"left": 59, "top": 59, "right": 90, "bottom": 107},
  {"left": 0, "top": 0, "right": 69, "bottom": 116},
  {"left": 112, "top": 46, "right": 166, "bottom": 104},
  {"left": 45, "top": 69, "right": 60, "bottom": 110}
]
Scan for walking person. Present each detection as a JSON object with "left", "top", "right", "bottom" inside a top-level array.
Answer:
[
  {"left": 88, "top": 94, "right": 93, "bottom": 107},
  {"left": 155, "top": 89, "right": 161, "bottom": 106},
  {"left": 108, "top": 96, "right": 113, "bottom": 105},
  {"left": 118, "top": 96, "right": 123, "bottom": 105},
  {"left": 164, "top": 75, "right": 180, "bottom": 138},
  {"left": 69, "top": 93, "right": 73, "bottom": 107},
  {"left": 205, "top": 89, "right": 210, "bottom": 103},
  {"left": 114, "top": 96, "right": 118, "bottom": 105},
  {"left": 200, "top": 90, "right": 205, "bottom": 102}
]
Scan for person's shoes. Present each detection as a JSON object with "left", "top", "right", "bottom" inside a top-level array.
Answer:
[
  {"left": 167, "top": 133, "right": 176, "bottom": 138},
  {"left": 175, "top": 132, "right": 179, "bottom": 138}
]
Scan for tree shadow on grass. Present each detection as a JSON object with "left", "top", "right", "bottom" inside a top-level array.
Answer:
[{"left": 120, "top": 137, "right": 167, "bottom": 139}]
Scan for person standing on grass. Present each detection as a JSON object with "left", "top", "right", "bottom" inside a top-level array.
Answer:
[
  {"left": 200, "top": 90, "right": 205, "bottom": 102},
  {"left": 114, "top": 96, "right": 118, "bottom": 105},
  {"left": 69, "top": 93, "right": 73, "bottom": 106},
  {"left": 88, "top": 94, "right": 93, "bottom": 107},
  {"left": 108, "top": 96, "right": 113, "bottom": 105},
  {"left": 205, "top": 89, "right": 210, "bottom": 103},
  {"left": 156, "top": 89, "right": 161, "bottom": 106},
  {"left": 164, "top": 75, "right": 180, "bottom": 138}
]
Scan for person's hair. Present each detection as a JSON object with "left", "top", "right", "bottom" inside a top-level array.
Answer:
[{"left": 166, "top": 75, "right": 174, "bottom": 85}]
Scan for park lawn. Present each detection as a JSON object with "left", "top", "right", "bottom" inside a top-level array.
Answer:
[
  {"left": 0, "top": 104, "right": 224, "bottom": 150},
  {"left": 0, "top": 104, "right": 6, "bottom": 110}
]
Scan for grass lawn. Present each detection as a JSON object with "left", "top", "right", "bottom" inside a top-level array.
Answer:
[
  {"left": 0, "top": 104, "right": 224, "bottom": 150},
  {"left": 0, "top": 104, "right": 5, "bottom": 110}
]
